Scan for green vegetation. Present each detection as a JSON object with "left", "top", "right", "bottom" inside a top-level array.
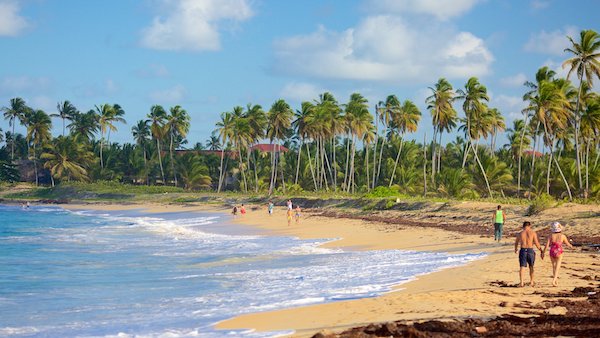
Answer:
[{"left": 1, "top": 29, "right": 599, "bottom": 204}]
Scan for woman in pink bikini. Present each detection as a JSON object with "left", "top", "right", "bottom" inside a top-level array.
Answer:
[{"left": 543, "top": 222, "right": 574, "bottom": 286}]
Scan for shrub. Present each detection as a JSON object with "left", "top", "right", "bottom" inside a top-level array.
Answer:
[
  {"left": 364, "top": 186, "right": 400, "bottom": 198},
  {"left": 526, "top": 193, "right": 555, "bottom": 216}
]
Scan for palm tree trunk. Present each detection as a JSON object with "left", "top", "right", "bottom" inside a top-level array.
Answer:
[
  {"left": 528, "top": 122, "right": 541, "bottom": 198},
  {"left": 431, "top": 128, "right": 437, "bottom": 185},
  {"left": 156, "top": 138, "right": 165, "bottom": 184},
  {"left": 217, "top": 148, "right": 225, "bottom": 192},
  {"left": 517, "top": 115, "right": 529, "bottom": 198},
  {"left": 365, "top": 142, "right": 370, "bottom": 191},
  {"left": 423, "top": 133, "right": 427, "bottom": 196},
  {"left": 306, "top": 142, "right": 318, "bottom": 191},
  {"left": 100, "top": 134, "right": 104, "bottom": 169},
  {"left": 252, "top": 149, "right": 259, "bottom": 193},
  {"left": 62, "top": 117, "right": 65, "bottom": 137},
  {"left": 349, "top": 136, "right": 356, "bottom": 194},
  {"left": 169, "top": 132, "right": 177, "bottom": 186},
  {"left": 238, "top": 147, "right": 247, "bottom": 192},
  {"left": 389, "top": 135, "right": 404, "bottom": 187},
  {"left": 376, "top": 131, "right": 387, "bottom": 187},
  {"left": 573, "top": 75, "right": 585, "bottom": 194},
  {"left": 585, "top": 139, "right": 590, "bottom": 198},
  {"left": 470, "top": 141, "right": 493, "bottom": 198},
  {"left": 294, "top": 139, "right": 303, "bottom": 185},
  {"left": 50, "top": 175, "right": 55, "bottom": 187},
  {"left": 553, "top": 153, "right": 573, "bottom": 200},
  {"left": 343, "top": 135, "right": 351, "bottom": 190},
  {"left": 143, "top": 145, "right": 149, "bottom": 185},
  {"left": 321, "top": 137, "right": 329, "bottom": 191},
  {"left": 33, "top": 143, "right": 38, "bottom": 187},
  {"left": 332, "top": 135, "right": 337, "bottom": 192},
  {"left": 437, "top": 131, "right": 443, "bottom": 173},
  {"left": 546, "top": 140, "right": 555, "bottom": 195},
  {"left": 278, "top": 141, "right": 285, "bottom": 193},
  {"left": 11, "top": 122, "right": 15, "bottom": 160},
  {"left": 372, "top": 107, "right": 379, "bottom": 190}
]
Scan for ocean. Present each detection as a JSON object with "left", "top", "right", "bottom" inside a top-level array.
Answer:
[{"left": 0, "top": 204, "right": 485, "bottom": 337}]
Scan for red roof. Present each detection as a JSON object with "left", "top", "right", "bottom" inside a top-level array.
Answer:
[
  {"left": 523, "top": 150, "right": 543, "bottom": 158},
  {"left": 251, "top": 144, "right": 289, "bottom": 152}
]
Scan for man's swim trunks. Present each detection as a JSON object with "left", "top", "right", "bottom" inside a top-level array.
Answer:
[{"left": 519, "top": 248, "right": 536, "bottom": 267}]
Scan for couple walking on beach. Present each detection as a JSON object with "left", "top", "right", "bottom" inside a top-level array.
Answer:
[{"left": 514, "top": 221, "right": 574, "bottom": 287}]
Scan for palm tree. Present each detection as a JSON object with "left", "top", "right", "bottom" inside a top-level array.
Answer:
[
  {"left": 505, "top": 118, "right": 531, "bottom": 196},
  {"left": 132, "top": 119, "right": 151, "bottom": 185},
  {"left": 456, "top": 77, "right": 493, "bottom": 197},
  {"left": 244, "top": 103, "right": 267, "bottom": 192},
  {"left": 267, "top": 99, "right": 293, "bottom": 194},
  {"left": 95, "top": 104, "right": 126, "bottom": 169},
  {"left": 488, "top": 108, "right": 505, "bottom": 154},
  {"left": 206, "top": 134, "right": 221, "bottom": 151},
  {"left": 580, "top": 94, "right": 600, "bottom": 196},
  {"left": 563, "top": 29, "right": 600, "bottom": 196},
  {"left": 313, "top": 93, "right": 341, "bottom": 190},
  {"left": 389, "top": 100, "right": 421, "bottom": 187},
  {"left": 292, "top": 101, "right": 315, "bottom": 187},
  {"left": 215, "top": 111, "right": 235, "bottom": 192},
  {"left": 2, "top": 97, "right": 29, "bottom": 160},
  {"left": 41, "top": 136, "right": 93, "bottom": 186},
  {"left": 52, "top": 101, "right": 78, "bottom": 136},
  {"left": 148, "top": 105, "right": 167, "bottom": 184},
  {"left": 68, "top": 110, "right": 99, "bottom": 143},
  {"left": 166, "top": 105, "right": 190, "bottom": 186},
  {"left": 374, "top": 95, "right": 399, "bottom": 188},
  {"left": 426, "top": 78, "right": 457, "bottom": 184},
  {"left": 343, "top": 93, "right": 372, "bottom": 193},
  {"left": 26, "top": 109, "right": 52, "bottom": 186}
]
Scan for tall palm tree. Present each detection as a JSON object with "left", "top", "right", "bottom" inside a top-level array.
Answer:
[
  {"left": 148, "top": 105, "right": 167, "bottom": 184},
  {"left": 2, "top": 97, "right": 29, "bottom": 160},
  {"left": 52, "top": 101, "right": 78, "bottom": 136},
  {"left": 580, "top": 94, "right": 600, "bottom": 196},
  {"left": 313, "top": 92, "right": 341, "bottom": 190},
  {"left": 166, "top": 105, "right": 190, "bottom": 186},
  {"left": 426, "top": 78, "right": 457, "bottom": 183},
  {"left": 389, "top": 100, "right": 421, "bottom": 187},
  {"left": 215, "top": 111, "right": 235, "bottom": 192},
  {"left": 132, "top": 119, "right": 151, "bottom": 185},
  {"left": 206, "top": 134, "right": 221, "bottom": 151},
  {"left": 374, "top": 95, "right": 399, "bottom": 188},
  {"left": 267, "top": 99, "right": 293, "bottom": 194},
  {"left": 26, "top": 109, "right": 52, "bottom": 186},
  {"left": 95, "top": 104, "right": 126, "bottom": 169},
  {"left": 456, "top": 77, "right": 493, "bottom": 197},
  {"left": 68, "top": 110, "right": 99, "bottom": 143},
  {"left": 488, "top": 108, "right": 505, "bottom": 155},
  {"left": 41, "top": 136, "right": 93, "bottom": 186},
  {"left": 244, "top": 103, "right": 267, "bottom": 192},
  {"left": 563, "top": 29, "right": 600, "bottom": 196},
  {"left": 343, "top": 93, "right": 371, "bottom": 193},
  {"left": 292, "top": 101, "right": 315, "bottom": 187}
]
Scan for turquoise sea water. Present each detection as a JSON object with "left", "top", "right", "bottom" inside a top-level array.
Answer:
[{"left": 0, "top": 204, "right": 485, "bottom": 337}]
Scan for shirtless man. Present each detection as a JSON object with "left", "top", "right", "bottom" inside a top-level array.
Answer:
[{"left": 514, "top": 221, "right": 544, "bottom": 287}]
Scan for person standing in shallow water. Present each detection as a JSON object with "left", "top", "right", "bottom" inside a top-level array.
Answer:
[
  {"left": 493, "top": 205, "right": 505, "bottom": 242},
  {"left": 544, "top": 222, "right": 574, "bottom": 287},
  {"left": 515, "top": 221, "right": 543, "bottom": 287}
]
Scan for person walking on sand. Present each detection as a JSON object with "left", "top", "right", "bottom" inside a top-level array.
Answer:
[
  {"left": 286, "top": 199, "right": 293, "bottom": 211},
  {"left": 286, "top": 208, "right": 293, "bottom": 226},
  {"left": 240, "top": 204, "right": 246, "bottom": 215},
  {"left": 232, "top": 206, "right": 238, "bottom": 217},
  {"left": 267, "top": 201, "right": 274, "bottom": 215},
  {"left": 514, "top": 221, "right": 544, "bottom": 287},
  {"left": 493, "top": 205, "right": 505, "bottom": 242},
  {"left": 294, "top": 205, "right": 301, "bottom": 224},
  {"left": 544, "top": 222, "right": 574, "bottom": 287}
]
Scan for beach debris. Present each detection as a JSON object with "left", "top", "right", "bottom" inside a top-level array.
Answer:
[{"left": 474, "top": 326, "right": 487, "bottom": 333}]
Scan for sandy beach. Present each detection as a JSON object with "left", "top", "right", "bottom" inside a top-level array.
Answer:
[{"left": 62, "top": 199, "right": 600, "bottom": 337}]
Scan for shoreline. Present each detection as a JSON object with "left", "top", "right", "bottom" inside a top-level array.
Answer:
[{"left": 25, "top": 201, "right": 600, "bottom": 336}]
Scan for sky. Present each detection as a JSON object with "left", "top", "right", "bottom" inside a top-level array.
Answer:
[{"left": 0, "top": 0, "right": 599, "bottom": 148}]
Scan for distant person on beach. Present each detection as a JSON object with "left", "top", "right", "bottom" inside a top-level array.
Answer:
[
  {"left": 493, "top": 205, "right": 505, "bottom": 242},
  {"left": 232, "top": 206, "right": 238, "bottom": 216},
  {"left": 544, "top": 222, "right": 574, "bottom": 287},
  {"left": 287, "top": 208, "right": 293, "bottom": 226},
  {"left": 240, "top": 204, "right": 246, "bottom": 215},
  {"left": 514, "top": 221, "right": 543, "bottom": 287},
  {"left": 268, "top": 201, "right": 274, "bottom": 215},
  {"left": 26, "top": 201, "right": 30, "bottom": 209},
  {"left": 294, "top": 205, "right": 301, "bottom": 224},
  {"left": 287, "top": 199, "right": 293, "bottom": 210}
]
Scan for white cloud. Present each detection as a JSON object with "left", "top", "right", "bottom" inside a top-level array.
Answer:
[
  {"left": 272, "top": 16, "right": 493, "bottom": 84},
  {"left": 73, "top": 79, "right": 118, "bottom": 98},
  {"left": 500, "top": 73, "right": 527, "bottom": 87},
  {"left": 530, "top": 0, "right": 549, "bottom": 10},
  {"left": 0, "top": 76, "right": 50, "bottom": 94},
  {"left": 366, "top": 0, "right": 480, "bottom": 20},
  {"left": 0, "top": 0, "right": 29, "bottom": 36},
  {"left": 542, "top": 59, "right": 571, "bottom": 80},
  {"left": 524, "top": 26, "right": 578, "bottom": 56},
  {"left": 280, "top": 82, "right": 323, "bottom": 102},
  {"left": 140, "top": 0, "right": 253, "bottom": 51},
  {"left": 149, "top": 84, "right": 186, "bottom": 102},
  {"left": 490, "top": 94, "right": 527, "bottom": 122}
]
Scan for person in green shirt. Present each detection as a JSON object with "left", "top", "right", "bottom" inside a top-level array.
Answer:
[{"left": 493, "top": 205, "right": 505, "bottom": 242}]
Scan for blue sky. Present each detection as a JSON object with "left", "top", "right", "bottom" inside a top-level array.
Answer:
[{"left": 1, "top": 0, "right": 598, "bottom": 147}]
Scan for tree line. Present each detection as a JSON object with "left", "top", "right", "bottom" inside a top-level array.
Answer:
[{"left": 1, "top": 29, "right": 599, "bottom": 201}]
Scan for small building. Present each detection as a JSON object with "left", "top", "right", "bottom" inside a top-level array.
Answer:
[{"left": 523, "top": 150, "right": 543, "bottom": 158}]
